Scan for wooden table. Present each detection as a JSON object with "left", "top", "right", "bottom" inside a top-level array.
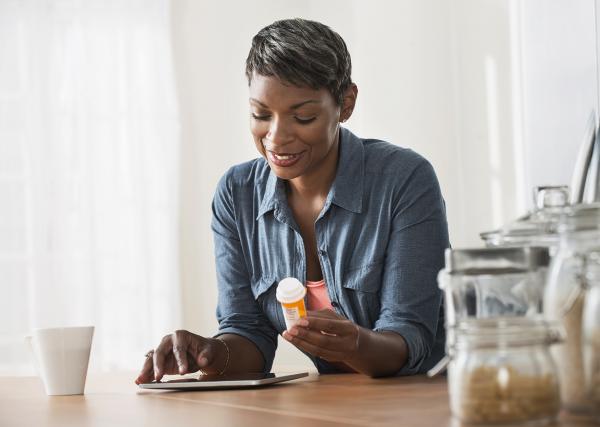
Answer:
[{"left": 0, "top": 372, "right": 596, "bottom": 426}]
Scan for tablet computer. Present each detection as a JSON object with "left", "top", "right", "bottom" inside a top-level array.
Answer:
[{"left": 138, "top": 372, "right": 309, "bottom": 391}]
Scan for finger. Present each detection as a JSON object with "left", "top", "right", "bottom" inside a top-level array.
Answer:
[
  {"left": 184, "top": 339, "right": 219, "bottom": 376},
  {"left": 307, "top": 309, "right": 343, "bottom": 320},
  {"left": 171, "top": 330, "right": 189, "bottom": 374},
  {"left": 135, "top": 352, "right": 154, "bottom": 384},
  {"left": 283, "top": 331, "right": 347, "bottom": 362},
  {"left": 289, "top": 325, "right": 354, "bottom": 353},
  {"left": 195, "top": 346, "right": 212, "bottom": 370},
  {"left": 302, "top": 316, "right": 355, "bottom": 335},
  {"left": 153, "top": 335, "right": 172, "bottom": 381}
]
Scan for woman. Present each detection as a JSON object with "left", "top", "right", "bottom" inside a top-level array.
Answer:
[{"left": 136, "top": 18, "right": 449, "bottom": 383}]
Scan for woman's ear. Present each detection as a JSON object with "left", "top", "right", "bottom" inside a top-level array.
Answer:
[{"left": 340, "top": 83, "right": 358, "bottom": 123}]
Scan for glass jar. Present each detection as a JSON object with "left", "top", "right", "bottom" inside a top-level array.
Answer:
[
  {"left": 447, "top": 318, "right": 562, "bottom": 425},
  {"left": 430, "top": 247, "right": 551, "bottom": 378},
  {"left": 582, "top": 253, "right": 600, "bottom": 419},
  {"left": 439, "top": 247, "right": 551, "bottom": 329},
  {"left": 480, "top": 186, "right": 569, "bottom": 249},
  {"left": 544, "top": 203, "right": 600, "bottom": 413}
]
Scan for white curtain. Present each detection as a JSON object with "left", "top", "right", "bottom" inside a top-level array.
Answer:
[{"left": 0, "top": 0, "right": 181, "bottom": 373}]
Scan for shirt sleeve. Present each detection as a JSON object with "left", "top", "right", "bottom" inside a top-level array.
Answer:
[
  {"left": 373, "top": 159, "right": 449, "bottom": 375},
  {"left": 211, "top": 170, "right": 278, "bottom": 372}
]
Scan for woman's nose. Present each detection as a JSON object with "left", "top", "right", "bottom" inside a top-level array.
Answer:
[{"left": 266, "top": 118, "right": 293, "bottom": 146}]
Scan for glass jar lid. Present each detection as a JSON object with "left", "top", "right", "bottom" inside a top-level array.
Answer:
[
  {"left": 585, "top": 251, "right": 600, "bottom": 284},
  {"left": 558, "top": 202, "right": 600, "bottom": 233},
  {"left": 453, "top": 317, "right": 563, "bottom": 349},
  {"left": 480, "top": 186, "right": 569, "bottom": 247},
  {"left": 444, "top": 246, "right": 550, "bottom": 275}
]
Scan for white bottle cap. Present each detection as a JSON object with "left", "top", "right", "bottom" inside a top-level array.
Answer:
[{"left": 276, "top": 277, "right": 306, "bottom": 304}]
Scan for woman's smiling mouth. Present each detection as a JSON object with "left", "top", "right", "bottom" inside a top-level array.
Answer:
[{"left": 267, "top": 150, "right": 305, "bottom": 167}]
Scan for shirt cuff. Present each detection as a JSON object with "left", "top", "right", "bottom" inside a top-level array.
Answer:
[
  {"left": 373, "top": 322, "right": 430, "bottom": 376},
  {"left": 214, "top": 327, "right": 277, "bottom": 373}
]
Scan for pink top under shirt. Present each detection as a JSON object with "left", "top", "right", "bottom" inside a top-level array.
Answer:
[
  {"left": 305, "top": 279, "right": 358, "bottom": 373},
  {"left": 305, "top": 279, "right": 333, "bottom": 311}
]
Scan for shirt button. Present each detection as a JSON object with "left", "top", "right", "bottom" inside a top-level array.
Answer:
[
  {"left": 318, "top": 249, "right": 327, "bottom": 256},
  {"left": 331, "top": 301, "right": 339, "bottom": 308}
]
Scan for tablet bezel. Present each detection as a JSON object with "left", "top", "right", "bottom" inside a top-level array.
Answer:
[{"left": 138, "top": 372, "right": 309, "bottom": 390}]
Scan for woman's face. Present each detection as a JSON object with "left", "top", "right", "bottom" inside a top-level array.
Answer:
[{"left": 249, "top": 73, "right": 342, "bottom": 181}]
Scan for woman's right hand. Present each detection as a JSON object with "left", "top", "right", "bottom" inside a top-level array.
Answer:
[{"left": 135, "top": 330, "right": 225, "bottom": 384}]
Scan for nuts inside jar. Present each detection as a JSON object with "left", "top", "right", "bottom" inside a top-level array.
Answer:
[
  {"left": 457, "top": 365, "right": 560, "bottom": 424},
  {"left": 588, "top": 329, "right": 600, "bottom": 409}
]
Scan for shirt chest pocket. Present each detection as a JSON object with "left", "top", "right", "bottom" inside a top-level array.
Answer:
[
  {"left": 251, "top": 276, "right": 285, "bottom": 333},
  {"left": 341, "top": 261, "right": 383, "bottom": 327}
]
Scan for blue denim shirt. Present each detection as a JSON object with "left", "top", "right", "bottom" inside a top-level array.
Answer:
[{"left": 212, "top": 127, "right": 449, "bottom": 375}]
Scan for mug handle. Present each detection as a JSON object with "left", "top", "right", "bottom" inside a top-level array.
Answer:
[{"left": 24, "top": 335, "right": 39, "bottom": 375}]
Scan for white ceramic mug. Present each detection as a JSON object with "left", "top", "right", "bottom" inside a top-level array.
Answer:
[{"left": 25, "top": 326, "right": 94, "bottom": 396}]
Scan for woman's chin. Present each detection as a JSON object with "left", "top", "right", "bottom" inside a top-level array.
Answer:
[
  {"left": 268, "top": 162, "right": 304, "bottom": 180},
  {"left": 271, "top": 169, "right": 301, "bottom": 180}
]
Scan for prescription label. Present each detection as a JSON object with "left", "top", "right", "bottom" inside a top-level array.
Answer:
[{"left": 281, "top": 304, "right": 306, "bottom": 330}]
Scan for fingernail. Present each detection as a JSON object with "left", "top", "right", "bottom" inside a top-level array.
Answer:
[
  {"left": 298, "top": 319, "right": 309, "bottom": 327},
  {"left": 199, "top": 357, "right": 208, "bottom": 366},
  {"left": 289, "top": 328, "right": 298, "bottom": 336}
]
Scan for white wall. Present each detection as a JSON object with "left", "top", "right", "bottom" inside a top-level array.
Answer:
[
  {"left": 449, "top": 0, "right": 523, "bottom": 240},
  {"left": 519, "top": 0, "right": 598, "bottom": 199},
  {"left": 169, "top": 0, "right": 593, "bottom": 369},
  {"left": 171, "top": 0, "right": 316, "bottom": 369}
]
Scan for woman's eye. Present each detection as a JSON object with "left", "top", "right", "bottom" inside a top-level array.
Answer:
[
  {"left": 295, "top": 117, "right": 316, "bottom": 124},
  {"left": 251, "top": 113, "right": 315, "bottom": 124},
  {"left": 251, "top": 113, "right": 270, "bottom": 121}
]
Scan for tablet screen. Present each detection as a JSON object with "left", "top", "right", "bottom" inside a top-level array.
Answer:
[{"left": 163, "top": 372, "right": 275, "bottom": 383}]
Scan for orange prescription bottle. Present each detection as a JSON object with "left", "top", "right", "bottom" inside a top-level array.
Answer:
[{"left": 276, "top": 277, "right": 307, "bottom": 330}]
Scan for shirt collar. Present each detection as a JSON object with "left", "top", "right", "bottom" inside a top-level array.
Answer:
[
  {"left": 257, "top": 170, "right": 285, "bottom": 219},
  {"left": 257, "top": 126, "right": 364, "bottom": 219},
  {"left": 328, "top": 127, "right": 364, "bottom": 213}
]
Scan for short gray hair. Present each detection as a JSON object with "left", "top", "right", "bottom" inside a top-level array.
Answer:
[{"left": 245, "top": 18, "right": 352, "bottom": 105}]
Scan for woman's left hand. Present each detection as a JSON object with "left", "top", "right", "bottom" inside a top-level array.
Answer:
[{"left": 282, "top": 309, "right": 361, "bottom": 362}]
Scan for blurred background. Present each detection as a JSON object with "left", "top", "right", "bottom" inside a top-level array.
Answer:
[{"left": 0, "top": 0, "right": 597, "bottom": 374}]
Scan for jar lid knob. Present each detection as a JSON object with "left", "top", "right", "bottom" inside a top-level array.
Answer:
[{"left": 533, "top": 186, "right": 569, "bottom": 209}]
